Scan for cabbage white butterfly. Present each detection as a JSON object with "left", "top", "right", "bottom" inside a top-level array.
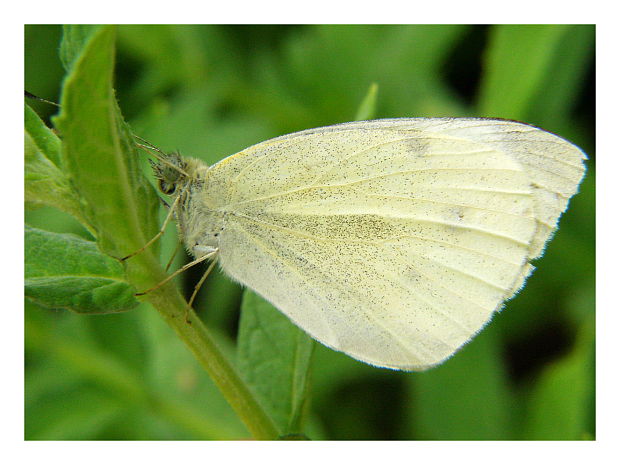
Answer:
[{"left": 144, "top": 118, "right": 586, "bottom": 371}]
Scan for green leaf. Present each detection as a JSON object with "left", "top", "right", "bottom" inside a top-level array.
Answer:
[
  {"left": 59, "top": 25, "right": 102, "bottom": 71},
  {"left": 237, "top": 290, "right": 315, "bottom": 435},
  {"left": 25, "top": 226, "right": 138, "bottom": 313},
  {"left": 477, "top": 25, "right": 570, "bottom": 119},
  {"left": 54, "top": 25, "right": 160, "bottom": 261},
  {"left": 407, "top": 326, "right": 512, "bottom": 439},
  {"left": 527, "top": 25, "right": 595, "bottom": 129},
  {"left": 25, "top": 103, "right": 62, "bottom": 166},
  {"left": 25, "top": 107, "right": 92, "bottom": 231},
  {"left": 354, "top": 82, "right": 379, "bottom": 121},
  {"left": 25, "top": 132, "right": 85, "bottom": 223},
  {"left": 521, "top": 321, "right": 595, "bottom": 439}
]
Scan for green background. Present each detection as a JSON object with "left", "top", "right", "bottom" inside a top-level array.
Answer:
[{"left": 25, "top": 25, "right": 595, "bottom": 440}]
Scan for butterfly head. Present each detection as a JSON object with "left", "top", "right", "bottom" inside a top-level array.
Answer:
[{"left": 149, "top": 152, "right": 189, "bottom": 196}]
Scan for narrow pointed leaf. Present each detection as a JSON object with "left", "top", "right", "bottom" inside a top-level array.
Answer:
[
  {"left": 54, "top": 25, "right": 159, "bottom": 260},
  {"left": 354, "top": 82, "right": 379, "bottom": 121}
]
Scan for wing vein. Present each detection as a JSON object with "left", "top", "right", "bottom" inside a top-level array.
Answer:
[
  {"left": 223, "top": 177, "right": 532, "bottom": 210},
  {"left": 365, "top": 193, "right": 534, "bottom": 219}
]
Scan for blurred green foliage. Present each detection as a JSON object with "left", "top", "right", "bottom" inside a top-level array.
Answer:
[{"left": 25, "top": 24, "right": 594, "bottom": 440}]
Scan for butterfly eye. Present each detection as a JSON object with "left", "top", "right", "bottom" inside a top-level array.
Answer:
[{"left": 158, "top": 180, "right": 176, "bottom": 195}]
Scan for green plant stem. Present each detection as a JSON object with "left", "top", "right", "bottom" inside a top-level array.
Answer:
[{"left": 144, "top": 283, "right": 281, "bottom": 440}]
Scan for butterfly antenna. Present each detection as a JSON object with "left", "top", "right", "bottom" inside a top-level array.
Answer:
[
  {"left": 25, "top": 90, "right": 61, "bottom": 108},
  {"left": 133, "top": 134, "right": 164, "bottom": 153},
  {"left": 133, "top": 135, "right": 191, "bottom": 178}
]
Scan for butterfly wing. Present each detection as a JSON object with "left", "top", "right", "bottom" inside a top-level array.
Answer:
[{"left": 206, "top": 118, "right": 586, "bottom": 370}]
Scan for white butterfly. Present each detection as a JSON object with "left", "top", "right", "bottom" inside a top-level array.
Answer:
[{"left": 146, "top": 118, "right": 587, "bottom": 371}]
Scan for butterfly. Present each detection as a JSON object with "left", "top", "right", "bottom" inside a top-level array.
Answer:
[{"left": 135, "top": 118, "right": 586, "bottom": 370}]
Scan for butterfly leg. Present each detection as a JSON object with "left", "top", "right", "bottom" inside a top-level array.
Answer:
[
  {"left": 135, "top": 249, "right": 218, "bottom": 297},
  {"left": 188, "top": 257, "right": 218, "bottom": 309},
  {"left": 164, "top": 240, "right": 183, "bottom": 272},
  {"left": 185, "top": 251, "right": 219, "bottom": 323},
  {"left": 121, "top": 192, "right": 182, "bottom": 261}
]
